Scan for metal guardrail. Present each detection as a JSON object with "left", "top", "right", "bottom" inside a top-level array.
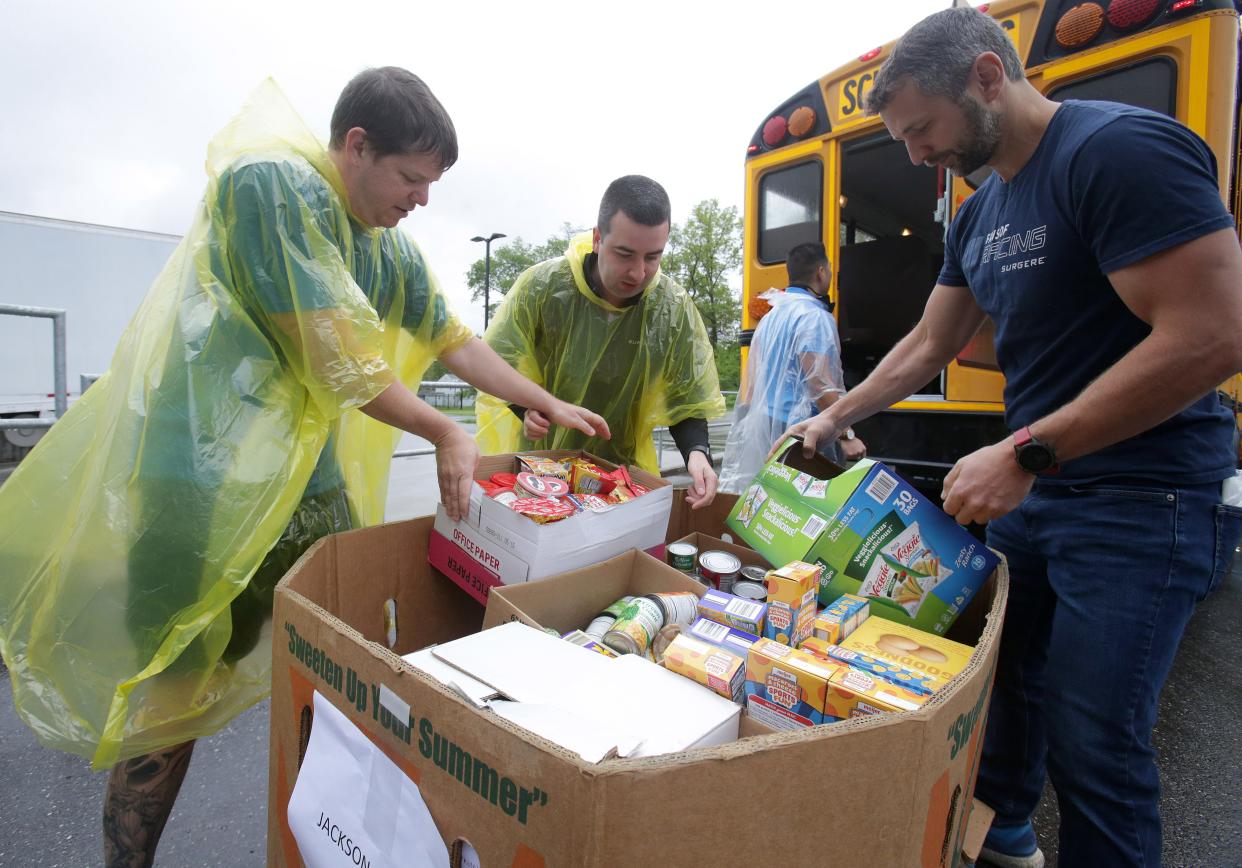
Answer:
[{"left": 0, "top": 304, "right": 67, "bottom": 430}]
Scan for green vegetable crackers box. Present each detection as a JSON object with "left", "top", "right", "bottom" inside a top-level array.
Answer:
[{"left": 726, "top": 438, "right": 999, "bottom": 635}]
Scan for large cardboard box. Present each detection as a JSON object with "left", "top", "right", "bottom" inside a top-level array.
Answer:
[
  {"left": 269, "top": 515, "right": 1008, "bottom": 866},
  {"left": 727, "top": 439, "right": 1000, "bottom": 635},
  {"left": 428, "top": 450, "right": 671, "bottom": 604}
]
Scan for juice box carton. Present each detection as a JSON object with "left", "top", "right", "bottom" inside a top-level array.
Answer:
[
  {"left": 800, "top": 636, "right": 935, "bottom": 698},
  {"left": 662, "top": 633, "right": 747, "bottom": 704},
  {"left": 813, "top": 593, "right": 870, "bottom": 644},
  {"left": 561, "top": 629, "right": 618, "bottom": 658},
  {"left": 726, "top": 439, "right": 1000, "bottom": 635},
  {"left": 839, "top": 617, "right": 974, "bottom": 693},
  {"left": 688, "top": 617, "right": 760, "bottom": 657},
  {"left": 762, "top": 561, "right": 820, "bottom": 646},
  {"left": 697, "top": 589, "right": 767, "bottom": 636},
  {"left": 823, "top": 666, "right": 928, "bottom": 719},
  {"left": 744, "top": 638, "right": 844, "bottom": 730}
]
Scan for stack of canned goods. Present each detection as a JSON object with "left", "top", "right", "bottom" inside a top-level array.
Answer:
[
  {"left": 732, "top": 565, "right": 769, "bottom": 601},
  {"left": 665, "top": 542, "right": 744, "bottom": 593},
  {"left": 578, "top": 592, "right": 700, "bottom": 657}
]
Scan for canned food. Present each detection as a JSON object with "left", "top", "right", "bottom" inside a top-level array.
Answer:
[
  {"left": 644, "top": 592, "right": 699, "bottom": 626},
  {"left": 732, "top": 578, "right": 768, "bottom": 601},
  {"left": 667, "top": 542, "right": 698, "bottom": 572},
  {"left": 604, "top": 597, "right": 665, "bottom": 655},
  {"left": 739, "top": 565, "right": 768, "bottom": 584},
  {"left": 698, "top": 550, "right": 742, "bottom": 592},
  {"left": 585, "top": 595, "right": 633, "bottom": 638}
]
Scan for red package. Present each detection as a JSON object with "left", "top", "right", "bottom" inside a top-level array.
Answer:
[{"left": 511, "top": 496, "right": 576, "bottom": 524}]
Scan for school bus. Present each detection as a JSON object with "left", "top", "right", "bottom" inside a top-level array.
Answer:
[{"left": 741, "top": 0, "right": 1241, "bottom": 491}]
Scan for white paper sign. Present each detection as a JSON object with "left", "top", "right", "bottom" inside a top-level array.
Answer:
[{"left": 288, "top": 691, "right": 450, "bottom": 868}]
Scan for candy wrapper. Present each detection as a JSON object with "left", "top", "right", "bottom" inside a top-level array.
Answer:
[
  {"left": 516, "top": 454, "right": 570, "bottom": 481},
  {"left": 511, "top": 496, "right": 576, "bottom": 524},
  {"left": 516, "top": 471, "right": 570, "bottom": 498}
]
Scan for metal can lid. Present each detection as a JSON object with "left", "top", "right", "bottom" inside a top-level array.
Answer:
[
  {"left": 667, "top": 542, "right": 698, "bottom": 557},
  {"left": 733, "top": 579, "right": 768, "bottom": 601},
  {"left": 739, "top": 565, "right": 768, "bottom": 582},
  {"left": 699, "top": 550, "right": 742, "bottom": 575}
]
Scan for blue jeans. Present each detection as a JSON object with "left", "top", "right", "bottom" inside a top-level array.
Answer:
[{"left": 978, "top": 478, "right": 1241, "bottom": 866}]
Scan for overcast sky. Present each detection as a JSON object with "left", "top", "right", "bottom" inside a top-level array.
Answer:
[{"left": 2, "top": 0, "right": 947, "bottom": 334}]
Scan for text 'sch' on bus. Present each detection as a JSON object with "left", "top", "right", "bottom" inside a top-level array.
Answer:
[{"left": 741, "top": 0, "right": 1242, "bottom": 492}]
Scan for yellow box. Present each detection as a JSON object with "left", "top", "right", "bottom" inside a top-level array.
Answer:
[
  {"left": 840, "top": 617, "right": 973, "bottom": 692},
  {"left": 825, "top": 665, "right": 928, "bottom": 719},
  {"left": 662, "top": 633, "right": 746, "bottom": 703},
  {"left": 813, "top": 593, "right": 871, "bottom": 644},
  {"left": 800, "top": 636, "right": 936, "bottom": 698},
  {"left": 763, "top": 561, "right": 821, "bottom": 646},
  {"left": 744, "top": 638, "right": 844, "bottom": 729}
]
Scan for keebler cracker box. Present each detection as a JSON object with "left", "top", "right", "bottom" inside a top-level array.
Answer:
[
  {"left": 744, "top": 638, "right": 844, "bottom": 730},
  {"left": 762, "top": 561, "right": 820, "bottom": 646},
  {"left": 800, "top": 636, "right": 935, "bottom": 698},
  {"left": 813, "top": 593, "right": 870, "bottom": 644},
  {"left": 726, "top": 438, "right": 1000, "bottom": 635},
  {"left": 662, "top": 633, "right": 747, "bottom": 703},
  {"left": 839, "top": 617, "right": 973, "bottom": 693}
]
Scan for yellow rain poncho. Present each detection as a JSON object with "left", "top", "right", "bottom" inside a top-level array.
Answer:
[
  {"left": 0, "top": 80, "right": 471, "bottom": 769},
  {"left": 475, "top": 233, "right": 725, "bottom": 471}
]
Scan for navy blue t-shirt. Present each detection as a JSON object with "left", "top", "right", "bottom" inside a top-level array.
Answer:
[{"left": 939, "top": 100, "right": 1236, "bottom": 484}]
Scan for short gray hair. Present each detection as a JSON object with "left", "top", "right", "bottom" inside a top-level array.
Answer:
[{"left": 865, "top": 7, "right": 1024, "bottom": 114}]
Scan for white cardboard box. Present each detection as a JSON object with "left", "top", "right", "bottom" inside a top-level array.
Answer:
[{"left": 427, "top": 450, "right": 672, "bottom": 603}]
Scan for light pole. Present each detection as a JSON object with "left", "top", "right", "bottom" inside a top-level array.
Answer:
[{"left": 471, "top": 232, "right": 507, "bottom": 331}]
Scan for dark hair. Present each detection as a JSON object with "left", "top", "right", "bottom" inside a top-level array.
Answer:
[
  {"left": 786, "top": 242, "right": 829, "bottom": 285},
  {"left": 597, "top": 175, "right": 671, "bottom": 236},
  {"left": 865, "top": 7, "right": 1024, "bottom": 115},
  {"left": 330, "top": 66, "right": 458, "bottom": 169}
]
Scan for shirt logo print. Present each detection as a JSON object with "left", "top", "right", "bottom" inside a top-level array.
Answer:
[{"left": 980, "top": 223, "right": 1048, "bottom": 273}]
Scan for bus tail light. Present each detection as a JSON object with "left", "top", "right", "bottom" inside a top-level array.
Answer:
[
  {"left": 1168, "top": 0, "right": 1202, "bottom": 13},
  {"left": 1106, "top": 0, "right": 1160, "bottom": 29},
  {"left": 1055, "top": 3, "right": 1105, "bottom": 49},
  {"left": 858, "top": 47, "right": 881, "bottom": 62},
  {"left": 762, "top": 116, "right": 788, "bottom": 147},
  {"left": 788, "top": 106, "right": 816, "bottom": 137}
]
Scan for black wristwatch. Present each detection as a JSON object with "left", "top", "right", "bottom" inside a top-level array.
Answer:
[
  {"left": 688, "top": 444, "right": 713, "bottom": 464},
  {"left": 1013, "top": 426, "right": 1059, "bottom": 475}
]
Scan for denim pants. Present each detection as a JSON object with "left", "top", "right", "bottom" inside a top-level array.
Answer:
[{"left": 977, "top": 478, "right": 1241, "bottom": 866}]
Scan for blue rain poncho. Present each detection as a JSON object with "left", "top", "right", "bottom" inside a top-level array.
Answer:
[
  {"left": 475, "top": 232, "right": 725, "bottom": 471},
  {"left": 719, "top": 287, "right": 845, "bottom": 493},
  {"left": 0, "top": 80, "right": 472, "bottom": 769}
]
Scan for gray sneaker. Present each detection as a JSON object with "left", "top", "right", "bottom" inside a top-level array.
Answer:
[{"left": 976, "top": 844, "right": 1046, "bottom": 868}]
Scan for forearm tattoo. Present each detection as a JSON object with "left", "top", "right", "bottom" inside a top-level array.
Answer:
[{"left": 103, "top": 740, "right": 196, "bottom": 868}]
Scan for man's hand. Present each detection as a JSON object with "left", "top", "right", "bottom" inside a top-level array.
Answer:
[
  {"left": 523, "top": 408, "right": 551, "bottom": 441},
  {"left": 941, "top": 439, "right": 1033, "bottom": 526},
  {"left": 433, "top": 425, "right": 481, "bottom": 522},
  {"left": 768, "top": 411, "right": 844, "bottom": 462},
  {"left": 840, "top": 435, "right": 867, "bottom": 463},
  {"left": 685, "top": 450, "right": 718, "bottom": 510},
  {"left": 542, "top": 400, "right": 611, "bottom": 441}
]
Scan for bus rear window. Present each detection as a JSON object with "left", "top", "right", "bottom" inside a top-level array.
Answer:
[
  {"left": 1047, "top": 57, "right": 1177, "bottom": 117},
  {"left": 758, "top": 161, "right": 822, "bottom": 264}
]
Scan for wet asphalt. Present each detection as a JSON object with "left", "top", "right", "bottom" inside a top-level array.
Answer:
[{"left": 0, "top": 450, "right": 1238, "bottom": 867}]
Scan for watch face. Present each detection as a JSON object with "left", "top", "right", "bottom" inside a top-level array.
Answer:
[{"left": 1017, "top": 443, "right": 1055, "bottom": 473}]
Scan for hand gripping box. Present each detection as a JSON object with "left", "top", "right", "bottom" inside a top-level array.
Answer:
[
  {"left": 270, "top": 515, "right": 1009, "bottom": 867},
  {"left": 428, "top": 450, "right": 672, "bottom": 604},
  {"left": 727, "top": 438, "right": 1000, "bottom": 635}
]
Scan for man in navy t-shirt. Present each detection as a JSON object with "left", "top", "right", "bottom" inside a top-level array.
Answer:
[{"left": 786, "top": 7, "right": 1242, "bottom": 867}]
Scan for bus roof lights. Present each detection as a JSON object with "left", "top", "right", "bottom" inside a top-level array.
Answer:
[
  {"left": 788, "top": 106, "right": 817, "bottom": 137},
  {"left": 762, "top": 115, "right": 788, "bottom": 147},
  {"left": 1106, "top": 0, "right": 1161, "bottom": 29},
  {"left": 858, "top": 47, "right": 882, "bottom": 62},
  {"left": 1055, "top": 3, "right": 1106, "bottom": 49},
  {"left": 1168, "top": 0, "right": 1201, "bottom": 12},
  {"left": 977, "top": 4, "right": 990, "bottom": 12}
]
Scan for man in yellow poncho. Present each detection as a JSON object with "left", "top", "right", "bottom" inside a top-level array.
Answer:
[
  {"left": 0, "top": 68, "right": 606, "bottom": 867},
  {"left": 476, "top": 176, "right": 726, "bottom": 509}
]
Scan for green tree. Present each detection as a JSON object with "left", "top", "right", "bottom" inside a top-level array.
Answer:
[
  {"left": 663, "top": 199, "right": 743, "bottom": 346},
  {"left": 466, "top": 223, "right": 578, "bottom": 324}
]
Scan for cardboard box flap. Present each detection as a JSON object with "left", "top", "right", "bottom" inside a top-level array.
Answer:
[{"left": 962, "top": 799, "right": 996, "bottom": 861}]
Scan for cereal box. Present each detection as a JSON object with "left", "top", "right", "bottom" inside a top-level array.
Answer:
[
  {"left": 662, "top": 633, "right": 747, "bottom": 703},
  {"left": 839, "top": 618, "right": 973, "bottom": 692},
  {"left": 824, "top": 666, "right": 928, "bottom": 719},
  {"left": 726, "top": 440, "right": 1000, "bottom": 635},
  {"left": 697, "top": 589, "right": 767, "bottom": 636},
  {"left": 812, "top": 593, "right": 871, "bottom": 645},
  {"left": 762, "top": 561, "right": 820, "bottom": 646},
  {"left": 744, "top": 638, "right": 844, "bottom": 730},
  {"left": 800, "top": 637, "right": 935, "bottom": 698},
  {"left": 688, "top": 617, "right": 760, "bottom": 657}
]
